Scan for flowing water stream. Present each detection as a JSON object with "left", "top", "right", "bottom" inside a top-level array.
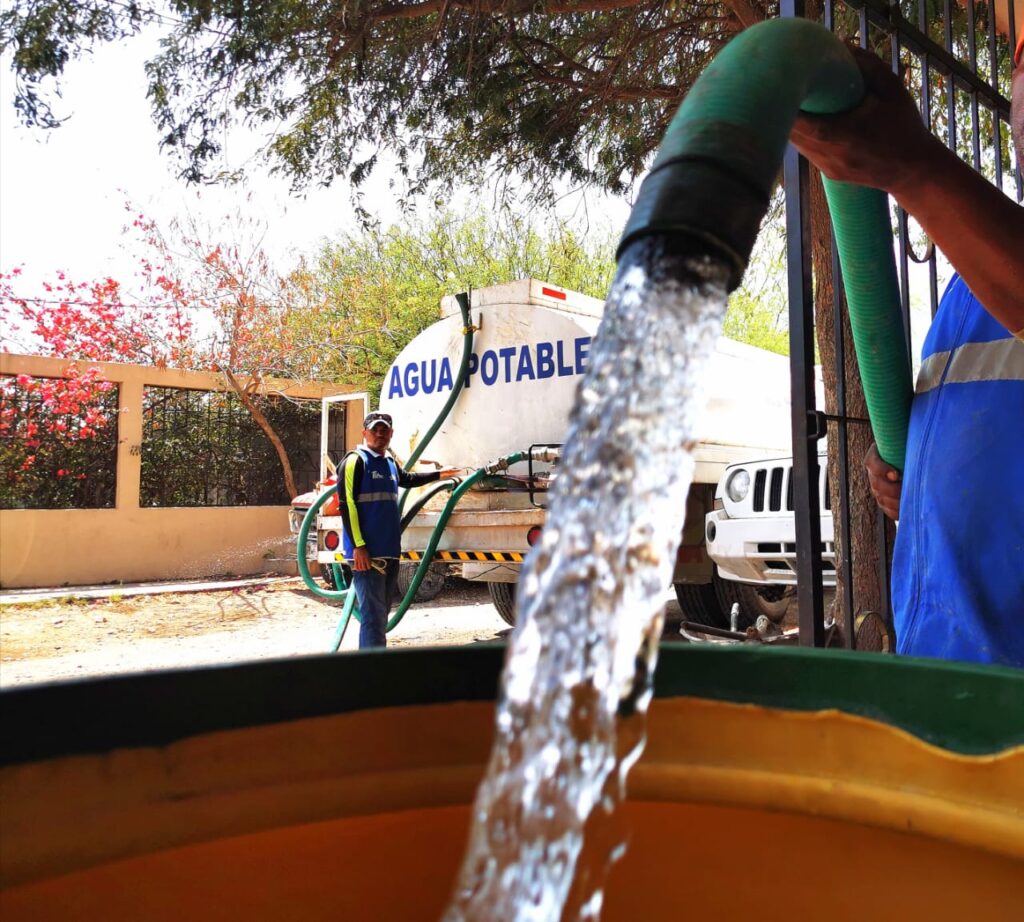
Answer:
[{"left": 444, "top": 238, "right": 733, "bottom": 921}]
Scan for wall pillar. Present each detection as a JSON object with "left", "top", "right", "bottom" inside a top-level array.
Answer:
[{"left": 116, "top": 379, "right": 144, "bottom": 511}]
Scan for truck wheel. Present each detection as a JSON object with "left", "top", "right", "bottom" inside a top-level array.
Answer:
[
  {"left": 488, "top": 582, "right": 517, "bottom": 626},
  {"left": 713, "top": 573, "right": 792, "bottom": 627},
  {"left": 396, "top": 561, "right": 447, "bottom": 602},
  {"left": 673, "top": 583, "right": 728, "bottom": 629}
]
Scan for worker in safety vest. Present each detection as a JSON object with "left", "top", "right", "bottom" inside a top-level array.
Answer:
[
  {"left": 338, "top": 411, "right": 462, "bottom": 648},
  {"left": 791, "top": 38, "right": 1024, "bottom": 667}
]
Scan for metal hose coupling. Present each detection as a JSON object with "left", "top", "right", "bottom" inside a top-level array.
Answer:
[
  {"left": 528, "top": 447, "right": 561, "bottom": 464},
  {"left": 617, "top": 18, "right": 862, "bottom": 292}
]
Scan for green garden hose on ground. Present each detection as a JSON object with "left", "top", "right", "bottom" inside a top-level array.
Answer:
[{"left": 619, "top": 17, "right": 913, "bottom": 469}]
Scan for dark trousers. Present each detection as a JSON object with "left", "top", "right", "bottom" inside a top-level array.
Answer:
[{"left": 352, "top": 558, "right": 400, "bottom": 649}]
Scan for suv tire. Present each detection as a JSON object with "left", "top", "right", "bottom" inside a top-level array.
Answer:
[
  {"left": 713, "top": 572, "right": 792, "bottom": 627},
  {"left": 673, "top": 582, "right": 728, "bottom": 628}
]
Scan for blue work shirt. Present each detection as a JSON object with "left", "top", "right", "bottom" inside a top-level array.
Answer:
[{"left": 892, "top": 275, "right": 1024, "bottom": 668}]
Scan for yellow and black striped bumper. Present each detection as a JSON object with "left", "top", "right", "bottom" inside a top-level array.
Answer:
[{"left": 402, "top": 550, "right": 526, "bottom": 563}]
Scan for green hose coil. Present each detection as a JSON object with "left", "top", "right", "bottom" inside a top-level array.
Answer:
[{"left": 619, "top": 17, "right": 913, "bottom": 469}]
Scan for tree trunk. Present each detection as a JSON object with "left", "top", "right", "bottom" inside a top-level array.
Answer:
[
  {"left": 223, "top": 369, "right": 300, "bottom": 500},
  {"left": 807, "top": 170, "right": 895, "bottom": 648}
]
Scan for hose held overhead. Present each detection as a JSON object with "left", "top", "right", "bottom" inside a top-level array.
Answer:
[{"left": 618, "top": 18, "right": 913, "bottom": 469}]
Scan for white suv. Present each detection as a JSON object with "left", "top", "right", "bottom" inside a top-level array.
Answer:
[{"left": 705, "top": 451, "right": 836, "bottom": 589}]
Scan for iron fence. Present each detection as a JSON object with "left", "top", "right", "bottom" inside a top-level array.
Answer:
[
  {"left": 141, "top": 387, "right": 346, "bottom": 507},
  {"left": 781, "top": 0, "right": 1019, "bottom": 646}
]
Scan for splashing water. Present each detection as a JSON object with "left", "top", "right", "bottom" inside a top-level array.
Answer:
[{"left": 444, "top": 238, "right": 732, "bottom": 922}]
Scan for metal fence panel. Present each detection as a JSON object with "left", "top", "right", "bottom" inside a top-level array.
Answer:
[{"left": 782, "top": 0, "right": 1019, "bottom": 645}]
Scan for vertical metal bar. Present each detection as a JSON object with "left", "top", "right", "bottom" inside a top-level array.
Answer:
[
  {"left": 927, "top": 244, "right": 939, "bottom": 320},
  {"left": 968, "top": 0, "right": 983, "bottom": 171},
  {"left": 944, "top": 0, "right": 957, "bottom": 157},
  {"left": 831, "top": 239, "right": 855, "bottom": 648},
  {"left": 987, "top": 0, "right": 1003, "bottom": 189},
  {"left": 919, "top": 2, "right": 934, "bottom": 141},
  {"left": 783, "top": 0, "right": 824, "bottom": 646},
  {"left": 892, "top": 34, "right": 915, "bottom": 360},
  {"left": 1011, "top": 0, "right": 1023, "bottom": 199},
  {"left": 782, "top": 141, "right": 826, "bottom": 648},
  {"left": 875, "top": 506, "right": 893, "bottom": 636}
]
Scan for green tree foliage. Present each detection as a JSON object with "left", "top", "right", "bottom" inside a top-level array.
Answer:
[
  {"left": 723, "top": 291, "right": 789, "bottom": 355},
  {"left": 290, "top": 208, "right": 619, "bottom": 396},
  {"left": 0, "top": 0, "right": 774, "bottom": 197},
  {"left": 723, "top": 209, "right": 789, "bottom": 355},
  {"left": 3, "top": 2, "right": 1010, "bottom": 201}
]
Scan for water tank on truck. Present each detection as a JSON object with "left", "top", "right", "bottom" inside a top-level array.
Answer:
[{"left": 378, "top": 279, "right": 795, "bottom": 628}]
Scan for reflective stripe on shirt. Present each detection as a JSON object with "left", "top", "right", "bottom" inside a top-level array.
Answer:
[
  {"left": 343, "top": 453, "right": 364, "bottom": 546},
  {"left": 357, "top": 491, "right": 398, "bottom": 503},
  {"left": 915, "top": 338, "right": 1024, "bottom": 394}
]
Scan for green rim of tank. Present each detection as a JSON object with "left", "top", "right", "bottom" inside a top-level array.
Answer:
[{"left": 2, "top": 645, "right": 1021, "bottom": 765}]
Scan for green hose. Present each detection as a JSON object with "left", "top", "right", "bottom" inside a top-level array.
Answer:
[
  {"left": 296, "top": 452, "right": 527, "bottom": 643},
  {"left": 821, "top": 180, "right": 910, "bottom": 467},
  {"left": 296, "top": 487, "right": 351, "bottom": 603},
  {"left": 398, "top": 291, "right": 476, "bottom": 514},
  {"left": 385, "top": 453, "right": 524, "bottom": 632},
  {"left": 619, "top": 17, "right": 913, "bottom": 469}
]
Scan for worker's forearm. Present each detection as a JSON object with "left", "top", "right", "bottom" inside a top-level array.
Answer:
[
  {"left": 398, "top": 469, "right": 441, "bottom": 489},
  {"left": 888, "top": 141, "right": 1024, "bottom": 333}
]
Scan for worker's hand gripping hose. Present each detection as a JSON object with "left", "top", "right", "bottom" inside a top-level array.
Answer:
[{"left": 618, "top": 18, "right": 913, "bottom": 468}]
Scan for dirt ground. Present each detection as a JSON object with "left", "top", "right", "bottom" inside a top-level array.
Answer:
[
  {"left": 0, "top": 577, "right": 513, "bottom": 688},
  {"left": 0, "top": 576, "right": 688, "bottom": 689}
]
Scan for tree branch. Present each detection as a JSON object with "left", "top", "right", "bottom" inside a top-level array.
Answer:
[{"left": 223, "top": 368, "right": 299, "bottom": 499}]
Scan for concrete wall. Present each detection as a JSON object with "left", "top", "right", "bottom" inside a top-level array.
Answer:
[{"left": 1, "top": 354, "right": 366, "bottom": 589}]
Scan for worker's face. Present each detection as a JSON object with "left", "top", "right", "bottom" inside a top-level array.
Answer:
[{"left": 364, "top": 423, "right": 392, "bottom": 454}]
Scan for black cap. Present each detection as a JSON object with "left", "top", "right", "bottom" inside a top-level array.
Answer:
[{"left": 363, "top": 411, "right": 393, "bottom": 429}]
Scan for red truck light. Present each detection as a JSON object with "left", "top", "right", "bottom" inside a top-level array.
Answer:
[{"left": 324, "top": 531, "right": 341, "bottom": 551}]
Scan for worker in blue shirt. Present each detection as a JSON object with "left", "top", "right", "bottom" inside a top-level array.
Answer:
[
  {"left": 338, "top": 411, "right": 462, "bottom": 648},
  {"left": 791, "top": 42, "right": 1024, "bottom": 667}
]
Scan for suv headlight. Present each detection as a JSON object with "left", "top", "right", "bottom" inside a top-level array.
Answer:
[{"left": 725, "top": 469, "right": 750, "bottom": 503}]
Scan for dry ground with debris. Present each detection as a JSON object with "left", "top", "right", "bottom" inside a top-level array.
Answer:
[
  {"left": 0, "top": 577, "right": 519, "bottom": 688},
  {"left": 0, "top": 574, "right": 691, "bottom": 689}
]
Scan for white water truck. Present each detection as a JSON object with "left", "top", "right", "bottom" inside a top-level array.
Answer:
[{"left": 300, "top": 279, "right": 803, "bottom": 630}]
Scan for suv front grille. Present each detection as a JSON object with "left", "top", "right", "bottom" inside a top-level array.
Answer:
[{"left": 750, "top": 460, "right": 829, "bottom": 514}]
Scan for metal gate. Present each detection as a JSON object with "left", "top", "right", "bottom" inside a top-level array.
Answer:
[{"left": 780, "top": 0, "right": 1020, "bottom": 646}]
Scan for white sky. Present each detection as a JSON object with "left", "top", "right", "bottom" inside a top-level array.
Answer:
[{"left": 0, "top": 34, "right": 460, "bottom": 287}]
